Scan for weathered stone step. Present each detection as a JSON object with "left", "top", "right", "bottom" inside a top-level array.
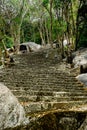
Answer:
[
  {"left": 3, "top": 81, "right": 82, "bottom": 87},
  {"left": 3, "top": 78, "right": 82, "bottom": 85},
  {"left": 12, "top": 90, "right": 87, "bottom": 103},
  {"left": 0, "top": 70, "right": 77, "bottom": 76},
  {"left": 5, "top": 83, "right": 84, "bottom": 90},
  {"left": 7, "top": 86, "right": 85, "bottom": 93},
  {"left": 1, "top": 84, "right": 83, "bottom": 91},
  {"left": 8, "top": 87, "right": 84, "bottom": 94},
  {"left": 9, "top": 85, "right": 84, "bottom": 91},
  {"left": 12, "top": 90, "right": 54, "bottom": 96},
  {"left": 0, "top": 71, "right": 75, "bottom": 76},
  {"left": 17, "top": 95, "right": 87, "bottom": 103},
  {"left": 21, "top": 101, "right": 87, "bottom": 113}
]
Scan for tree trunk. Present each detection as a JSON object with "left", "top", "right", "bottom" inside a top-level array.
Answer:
[
  {"left": 49, "top": 0, "right": 53, "bottom": 47},
  {"left": 45, "top": 18, "right": 50, "bottom": 45},
  {"left": 38, "top": 19, "right": 46, "bottom": 46},
  {"left": 75, "top": 1, "right": 81, "bottom": 50},
  {"left": 10, "top": 23, "right": 21, "bottom": 53},
  {"left": 38, "top": 27, "right": 45, "bottom": 46}
]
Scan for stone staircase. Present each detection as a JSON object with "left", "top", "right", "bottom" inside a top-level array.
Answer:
[{"left": 0, "top": 48, "right": 87, "bottom": 115}]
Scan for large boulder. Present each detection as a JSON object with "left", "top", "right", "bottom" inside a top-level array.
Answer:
[
  {"left": 76, "top": 74, "right": 87, "bottom": 86},
  {"left": 73, "top": 50, "right": 87, "bottom": 67},
  {"left": 20, "top": 42, "right": 41, "bottom": 53},
  {"left": 0, "top": 83, "right": 29, "bottom": 130}
]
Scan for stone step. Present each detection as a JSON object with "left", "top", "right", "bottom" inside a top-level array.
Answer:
[
  {"left": 10, "top": 85, "right": 84, "bottom": 91},
  {"left": 12, "top": 91, "right": 87, "bottom": 104},
  {"left": 11, "top": 89, "right": 87, "bottom": 96},
  {"left": 0, "top": 69, "right": 76, "bottom": 76},
  {"left": 17, "top": 95, "right": 87, "bottom": 103},
  {"left": 1, "top": 71, "right": 74, "bottom": 75},
  {"left": 5, "top": 78, "right": 82, "bottom": 84},
  {"left": 21, "top": 101, "right": 87, "bottom": 114},
  {"left": 9, "top": 88, "right": 84, "bottom": 94},
  {"left": 7, "top": 86, "right": 85, "bottom": 92},
  {"left": 3, "top": 81, "right": 81, "bottom": 87}
]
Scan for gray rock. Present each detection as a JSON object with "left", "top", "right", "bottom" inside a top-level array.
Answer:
[
  {"left": 0, "top": 83, "right": 29, "bottom": 130},
  {"left": 76, "top": 74, "right": 87, "bottom": 86},
  {"left": 21, "top": 42, "right": 41, "bottom": 52},
  {"left": 84, "top": 54, "right": 87, "bottom": 59},
  {"left": 73, "top": 51, "right": 87, "bottom": 67}
]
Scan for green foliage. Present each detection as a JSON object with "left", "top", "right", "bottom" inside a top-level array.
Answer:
[
  {"left": 3, "top": 35, "right": 14, "bottom": 48},
  {"left": 0, "top": 15, "right": 5, "bottom": 40},
  {"left": 53, "top": 0, "right": 61, "bottom": 8},
  {"left": 42, "top": 0, "right": 49, "bottom": 7},
  {"left": 78, "top": 23, "right": 87, "bottom": 48},
  {"left": 0, "top": 0, "right": 86, "bottom": 49},
  {"left": 52, "top": 19, "right": 67, "bottom": 39},
  {"left": 76, "top": 0, "right": 87, "bottom": 49},
  {"left": 0, "top": 42, "right": 3, "bottom": 50},
  {"left": 21, "top": 21, "right": 41, "bottom": 44}
]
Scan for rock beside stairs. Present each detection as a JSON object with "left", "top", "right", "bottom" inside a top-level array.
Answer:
[
  {"left": 76, "top": 74, "right": 87, "bottom": 86},
  {"left": 0, "top": 83, "right": 28, "bottom": 130}
]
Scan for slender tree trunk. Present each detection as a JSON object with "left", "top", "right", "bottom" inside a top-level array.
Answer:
[
  {"left": 38, "top": 27, "right": 45, "bottom": 46},
  {"left": 10, "top": 23, "right": 21, "bottom": 53},
  {"left": 65, "top": 4, "right": 70, "bottom": 44},
  {"left": 14, "top": 27, "right": 20, "bottom": 53},
  {"left": 45, "top": 18, "right": 50, "bottom": 44},
  {"left": 70, "top": 1, "right": 76, "bottom": 49},
  {"left": 75, "top": 1, "right": 81, "bottom": 50},
  {"left": 49, "top": 0, "right": 53, "bottom": 47},
  {"left": 38, "top": 19, "right": 46, "bottom": 46}
]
